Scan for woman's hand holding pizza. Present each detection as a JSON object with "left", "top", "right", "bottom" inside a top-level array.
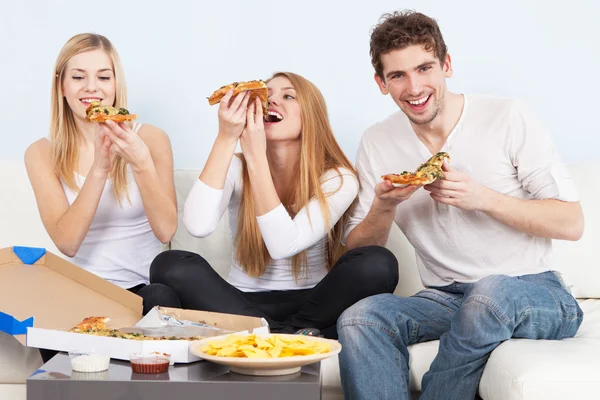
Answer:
[
  {"left": 240, "top": 97, "right": 267, "bottom": 163},
  {"left": 217, "top": 89, "right": 251, "bottom": 141},
  {"left": 100, "top": 120, "right": 153, "bottom": 173},
  {"left": 91, "top": 124, "right": 113, "bottom": 178}
]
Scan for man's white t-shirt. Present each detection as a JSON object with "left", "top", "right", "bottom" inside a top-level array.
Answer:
[{"left": 346, "top": 95, "right": 579, "bottom": 288}]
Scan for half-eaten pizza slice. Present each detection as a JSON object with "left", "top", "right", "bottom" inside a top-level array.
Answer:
[
  {"left": 85, "top": 101, "right": 137, "bottom": 123},
  {"left": 207, "top": 80, "right": 268, "bottom": 115},
  {"left": 382, "top": 152, "right": 450, "bottom": 186}
]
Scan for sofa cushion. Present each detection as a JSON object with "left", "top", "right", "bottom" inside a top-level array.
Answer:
[
  {"left": 0, "top": 384, "right": 25, "bottom": 400},
  {"left": 171, "top": 169, "right": 233, "bottom": 279},
  {"left": 479, "top": 298, "right": 600, "bottom": 400},
  {"left": 552, "top": 163, "right": 599, "bottom": 299},
  {"left": 0, "top": 161, "right": 58, "bottom": 253}
]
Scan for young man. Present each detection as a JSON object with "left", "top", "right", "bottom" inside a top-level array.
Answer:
[{"left": 337, "top": 10, "right": 585, "bottom": 400}]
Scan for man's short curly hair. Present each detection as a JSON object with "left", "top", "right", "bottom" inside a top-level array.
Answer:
[{"left": 370, "top": 10, "right": 448, "bottom": 79}]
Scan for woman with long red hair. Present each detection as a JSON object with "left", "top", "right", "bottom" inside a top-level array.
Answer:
[{"left": 150, "top": 72, "right": 398, "bottom": 338}]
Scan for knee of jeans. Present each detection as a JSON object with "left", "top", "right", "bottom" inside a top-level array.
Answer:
[
  {"left": 463, "top": 275, "right": 516, "bottom": 324},
  {"left": 337, "top": 293, "right": 398, "bottom": 331}
]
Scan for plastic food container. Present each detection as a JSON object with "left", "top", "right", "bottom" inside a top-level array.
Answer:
[
  {"left": 69, "top": 350, "right": 110, "bottom": 373},
  {"left": 71, "top": 370, "right": 110, "bottom": 381},
  {"left": 129, "top": 352, "right": 171, "bottom": 374}
]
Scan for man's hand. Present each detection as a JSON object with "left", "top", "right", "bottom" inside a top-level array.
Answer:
[
  {"left": 424, "top": 162, "right": 496, "bottom": 211},
  {"left": 374, "top": 180, "right": 421, "bottom": 211},
  {"left": 346, "top": 180, "right": 419, "bottom": 249}
]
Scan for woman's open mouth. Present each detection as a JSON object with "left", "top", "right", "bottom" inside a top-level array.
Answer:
[{"left": 265, "top": 110, "right": 283, "bottom": 123}]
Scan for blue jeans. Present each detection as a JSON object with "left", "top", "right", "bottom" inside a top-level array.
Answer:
[{"left": 337, "top": 272, "right": 583, "bottom": 400}]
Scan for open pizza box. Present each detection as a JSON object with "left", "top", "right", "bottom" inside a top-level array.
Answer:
[{"left": 0, "top": 246, "right": 268, "bottom": 364}]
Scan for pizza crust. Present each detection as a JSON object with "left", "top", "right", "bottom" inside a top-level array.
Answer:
[
  {"left": 87, "top": 113, "right": 137, "bottom": 123},
  {"left": 381, "top": 173, "right": 436, "bottom": 186}
]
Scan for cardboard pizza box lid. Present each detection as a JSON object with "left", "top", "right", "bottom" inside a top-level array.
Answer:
[{"left": 0, "top": 246, "right": 142, "bottom": 345}]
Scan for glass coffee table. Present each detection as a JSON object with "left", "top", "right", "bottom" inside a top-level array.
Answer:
[{"left": 27, "top": 353, "right": 321, "bottom": 400}]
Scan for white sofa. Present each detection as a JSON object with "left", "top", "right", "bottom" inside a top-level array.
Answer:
[{"left": 1, "top": 160, "right": 599, "bottom": 400}]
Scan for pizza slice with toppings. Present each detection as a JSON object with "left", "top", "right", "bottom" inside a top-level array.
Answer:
[
  {"left": 85, "top": 101, "right": 137, "bottom": 123},
  {"left": 69, "top": 316, "right": 110, "bottom": 333},
  {"left": 382, "top": 152, "right": 450, "bottom": 186},
  {"left": 207, "top": 80, "right": 268, "bottom": 115}
]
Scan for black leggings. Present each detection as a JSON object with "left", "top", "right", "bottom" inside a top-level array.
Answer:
[{"left": 145, "top": 246, "right": 399, "bottom": 339}]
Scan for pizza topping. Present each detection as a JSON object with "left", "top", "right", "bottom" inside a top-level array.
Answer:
[
  {"left": 86, "top": 101, "right": 118, "bottom": 117},
  {"left": 84, "top": 101, "right": 136, "bottom": 122}
]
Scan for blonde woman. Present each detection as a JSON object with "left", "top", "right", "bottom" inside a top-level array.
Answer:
[
  {"left": 150, "top": 72, "right": 399, "bottom": 338},
  {"left": 25, "top": 33, "right": 180, "bottom": 317}
]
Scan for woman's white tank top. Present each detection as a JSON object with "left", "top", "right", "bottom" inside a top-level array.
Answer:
[{"left": 60, "top": 122, "right": 162, "bottom": 288}]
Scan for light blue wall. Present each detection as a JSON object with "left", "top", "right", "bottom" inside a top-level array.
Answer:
[{"left": 2, "top": 0, "right": 597, "bottom": 168}]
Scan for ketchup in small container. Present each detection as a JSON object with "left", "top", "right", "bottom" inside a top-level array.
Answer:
[{"left": 129, "top": 352, "right": 171, "bottom": 374}]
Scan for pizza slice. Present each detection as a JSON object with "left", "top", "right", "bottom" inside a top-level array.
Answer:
[
  {"left": 382, "top": 152, "right": 450, "bottom": 186},
  {"left": 69, "top": 316, "right": 110, "bottom": 333},
  {"left": 207, "top": 80, "right": 268, "bottom": 114},
  {"left": 85, "top": 101, "right": 137, "bottom": 123}
]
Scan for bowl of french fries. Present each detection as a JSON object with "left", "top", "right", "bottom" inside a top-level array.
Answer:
[{"left": 190, "top": 333, "right": 342, "bottom": 376}]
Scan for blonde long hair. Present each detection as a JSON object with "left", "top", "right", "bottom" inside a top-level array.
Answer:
[
  {"left": 236, "top": 72, "right": 357, "bottom": 279},
  {"left": 50, "top": 33, "right": 129, "bottom": 201}
]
